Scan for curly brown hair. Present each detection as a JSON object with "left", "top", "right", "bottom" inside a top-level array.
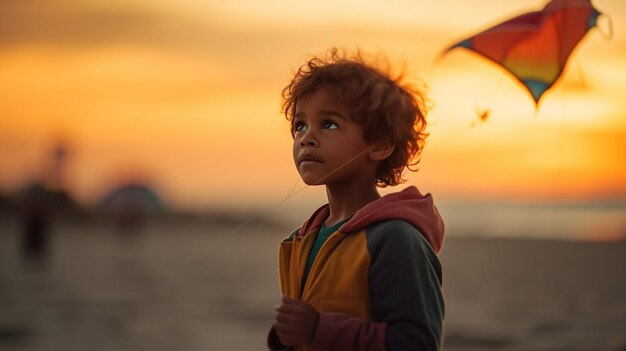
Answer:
[{"left": 282, "top": 48, "right": 429, "bottom": 187}]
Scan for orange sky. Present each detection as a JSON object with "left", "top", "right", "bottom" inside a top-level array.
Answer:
[{"left": 1, "top": 0, "right": 625, "bottom": 210}]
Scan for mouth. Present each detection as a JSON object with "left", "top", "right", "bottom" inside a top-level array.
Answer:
[{"left": 298, "top": 155, "right": 323, "bottom": 166}]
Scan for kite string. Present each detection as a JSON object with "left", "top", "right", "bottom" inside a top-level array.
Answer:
[
  {"left": 282, "top": 146, "right": 371, "bottom": 203},
  {"left": 181, "top": 144, "right": 373, "bottom": 264}
]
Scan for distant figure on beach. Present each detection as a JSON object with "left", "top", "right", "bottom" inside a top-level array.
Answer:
[
  {"left": 268, "top": 48, "right": 445, "bottom": 350},
  {"left": 18, "top": 140, "right": 77, "bottom": 267},
  {"left": 19, "top": 184, "right": 51, "bottom": 266}
]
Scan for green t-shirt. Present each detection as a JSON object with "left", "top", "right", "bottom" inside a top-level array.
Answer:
[{"left": 302, "top": 219, "right": 347, "bottom": 286}]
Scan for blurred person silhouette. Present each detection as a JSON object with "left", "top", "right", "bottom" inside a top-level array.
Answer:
[
  {"left": 268, "top": 49, "right": 445, "bottom": 351},
  {"left": 18, "top": 183, "right": 51, "bottom": 267},
  {"left": 18, "top": 140, "right": 76, "bottom": 267}
]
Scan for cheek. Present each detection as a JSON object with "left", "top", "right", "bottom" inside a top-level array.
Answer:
[{"left": 292, "top": 139, "right": 299, "bottom": 162}]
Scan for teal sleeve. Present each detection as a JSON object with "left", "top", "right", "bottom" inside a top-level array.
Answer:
[{"left": 366, "top": 220, "right": 445, "bottom": 351}]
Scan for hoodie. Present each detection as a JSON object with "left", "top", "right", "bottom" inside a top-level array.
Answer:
[{"left": 268, "top": 186, "right": 445, "bottom": 351}]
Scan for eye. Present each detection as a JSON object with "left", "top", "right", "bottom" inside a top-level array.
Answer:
[
  {"left": 322, "top": 120, "right": 339, "bottom": 130},
  {"left": 293, "top": 121, "right": 307, "bottom": 132}
]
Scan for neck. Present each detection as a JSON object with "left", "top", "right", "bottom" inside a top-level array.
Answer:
[{"left": 324, "top": 179, "right": 380, "bottom": 227}]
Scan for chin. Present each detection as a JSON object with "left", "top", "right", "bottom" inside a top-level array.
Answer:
[
  {"left": 302, "top": 178, "right": 324, "bottom": 186},
  {"left": 299, "top": 174, "right": 325, "bottom": 186}
]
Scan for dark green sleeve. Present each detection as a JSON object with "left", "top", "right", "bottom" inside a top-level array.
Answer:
[{"left": 366, "top": 220, "right": 445, "bottom": 351}]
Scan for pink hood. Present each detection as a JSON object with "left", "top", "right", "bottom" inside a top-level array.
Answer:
[{"left": 298, "top": 186, "right": 445, "bottom": 254}]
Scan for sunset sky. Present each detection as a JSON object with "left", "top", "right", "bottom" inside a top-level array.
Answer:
[{"left": 1, "top": 0, "right": 625, "bottom": 211}]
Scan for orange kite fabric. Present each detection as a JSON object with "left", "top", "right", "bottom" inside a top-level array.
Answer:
[{"left": 446, "top": 0, "right": 601, "bottom": 106}]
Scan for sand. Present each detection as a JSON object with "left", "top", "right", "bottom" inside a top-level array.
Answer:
[{"left": 0, "top": 216, "right": 625, "bottom": 350}]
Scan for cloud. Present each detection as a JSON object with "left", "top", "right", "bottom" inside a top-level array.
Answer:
[
  {"left": 0, "top": 0, "right": 305, "bottom": 84},
  {"left": 0, "top": 0, "right": 448, "bottom": 54},
  {"left": 0, "top": 0, "right": 215, "bottom": 49}
]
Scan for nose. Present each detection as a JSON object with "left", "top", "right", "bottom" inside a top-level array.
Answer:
[{"left": 299, "top": 128, "right": 319, "bottom": 147}]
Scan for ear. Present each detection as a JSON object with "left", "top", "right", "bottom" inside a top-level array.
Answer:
[{"left": 368, "top": 140, "right": 395, "bottom": 162}]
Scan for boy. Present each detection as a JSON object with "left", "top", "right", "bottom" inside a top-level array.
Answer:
[{"left": 268, "top": 48, "right": 445, "bottom": 351}]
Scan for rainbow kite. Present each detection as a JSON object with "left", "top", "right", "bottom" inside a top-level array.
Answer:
[{"left": 446, "top": 0, "right": 602, "bottom": 107}]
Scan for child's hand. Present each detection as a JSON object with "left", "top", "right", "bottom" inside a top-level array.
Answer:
[{"left": 273, "top": 295, "right": 320, "bottom": 347}]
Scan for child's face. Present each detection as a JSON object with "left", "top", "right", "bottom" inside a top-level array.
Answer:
[{"left": 292, "top": 86, "right": 375, "bottom": 186}]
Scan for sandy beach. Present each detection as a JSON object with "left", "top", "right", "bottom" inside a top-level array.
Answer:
[{"left": 0, "top": 215, "right": 625, "bottom": 351}]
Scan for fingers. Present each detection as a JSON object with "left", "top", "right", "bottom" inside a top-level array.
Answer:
[
  {"left": 274, "top": 297, "right": 303, "bottom": 346},
  {"left": 281, "top": 295, "right": 311, "bottom": 310},
  {"left": 275, "top": 310, "right": 292, "bottom": 323},
  {"left": 274, "top": 320, "right": 295, "bottom": 334},
  {"left": 273, "top": 297, "right": 319, "bottom": 347},
  {"left": 275, "top": 301, "right": 298, "bottom": 324},
  {"left": 275, "top": 302, "right": 296, "bottom": 316},
  {"left": 275, "top": 296, "right": 308, "bottom": 315},
  {"left": 276, "top": 332, "right": 296, "bottom": 346},
  {"left": 282, "top": 294, "right": 297, "bottom": 304},
  {"left": 274, "top": 295, "right": 295, "bottom": 314},
  {"left": 273, "top": 322, "right": 297, "bottom": 347}
]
